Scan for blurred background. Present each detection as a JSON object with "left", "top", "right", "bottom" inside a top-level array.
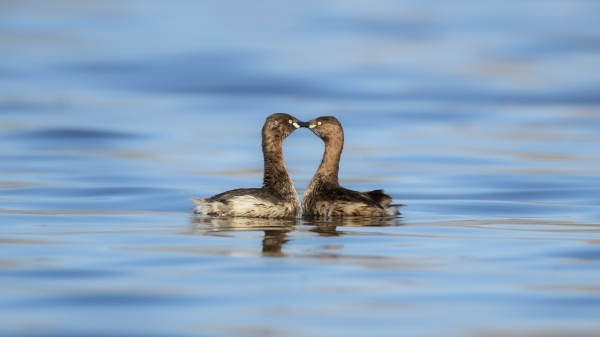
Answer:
[
  {"left": 1, "top": 1, "right": 600, "bottom": 337},
  {"left": 1, "top": 0, "right": 599, "bottom": 215}
]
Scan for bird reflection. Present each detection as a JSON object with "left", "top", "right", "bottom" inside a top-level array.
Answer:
[
  {"left": 190, "top": 216, "right": 297, "bottom": 256},
  {"left": 262, "top": 230, "right": 289, "bottom": 254},
  {"left": 190, "top": 215, "right": 402, "bottom": 256},
  {"left": 305, "top": 216, "right": 400, "bottom": 237},
  {"left": 309, "top": 224, "right": 340, "bottom": 236},
  {"left": 305, "top": 215, "right": 395, "bottom": 226}
]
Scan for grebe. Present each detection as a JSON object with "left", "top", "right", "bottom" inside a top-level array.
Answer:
[
  {"left": 191, "top": 113, "right": 303, "bottom": 218},
  {"left": 300, "top": 116, "right": 401, "bottom": 217}
]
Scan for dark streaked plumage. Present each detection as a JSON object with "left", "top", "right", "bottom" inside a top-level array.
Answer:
[
  {"left": 191, "top": 113, "right": 302, "bottom": 218},
  {"left": 301, "top": 116, "right": 402, "bottom": 217}
]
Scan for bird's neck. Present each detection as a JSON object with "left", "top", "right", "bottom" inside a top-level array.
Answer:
[
  {"left": 262, "top": 135, "right": 295, "bottom": 194},
  {"left": 313, "top": 135, "right": 343, "bottom": 186}
]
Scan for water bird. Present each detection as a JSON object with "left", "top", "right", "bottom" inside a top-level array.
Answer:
[
  {"left": 191, "top": 113, "right": 303, "bottom": 218},
  {"left": 299, "top": 116, "right": 402, "bottom": 217}
]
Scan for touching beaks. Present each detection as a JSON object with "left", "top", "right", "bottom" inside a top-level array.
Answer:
[{"left": 297, "top": 121, "right": 311, "bottom": 128}]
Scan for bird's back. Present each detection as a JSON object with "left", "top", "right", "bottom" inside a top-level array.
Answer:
[
  {"left": 303, "top": 184, "right": 398, "bottom": 217},
  {"left": 192, "top": 188, "right": 301, "bottom": 218}
]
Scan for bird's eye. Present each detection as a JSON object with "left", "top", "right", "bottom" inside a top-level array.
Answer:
[
  {"left": 317, "top": 121, "right": 322, "bottom": 126},
  {"left": 288, "top": 120, "right": 292, "bottom": 124}
]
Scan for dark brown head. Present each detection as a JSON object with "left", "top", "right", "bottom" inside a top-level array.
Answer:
[
  {"left": 262, "top": 113, "right": 304, "bottom": 141},
  {"left": 299, "top": 116, "right": 344, "bottom": 143}
]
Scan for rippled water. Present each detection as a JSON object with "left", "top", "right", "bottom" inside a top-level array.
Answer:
[{"left": 1, "top": 1, "right": 600, "bottom": 336}]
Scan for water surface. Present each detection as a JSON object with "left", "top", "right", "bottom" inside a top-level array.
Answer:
[{"left": 1, "top": 1, "right": 600, "bottom": 336}]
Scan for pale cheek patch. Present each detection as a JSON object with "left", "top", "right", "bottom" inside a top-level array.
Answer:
[
  {"left": 309, "top": 124, "right": 316, "bottom": 129},
  {"left": 293, "top": 122, "right": 300, "bottom": 128}
]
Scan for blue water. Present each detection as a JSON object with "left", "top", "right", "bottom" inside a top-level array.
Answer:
[{"left": 1, "top": 1, "right": 600, "bottom": 336}]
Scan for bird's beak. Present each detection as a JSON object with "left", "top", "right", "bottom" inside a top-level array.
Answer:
[{"left": 297, "top": 121, "right": 311, "bottom": 128}]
